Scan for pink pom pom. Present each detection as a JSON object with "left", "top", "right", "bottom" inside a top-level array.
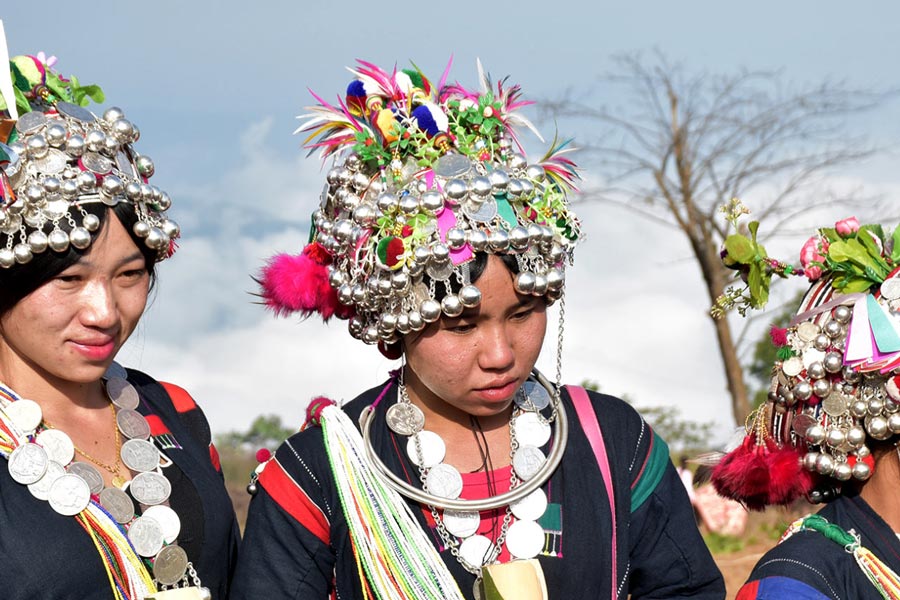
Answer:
[
  {"left": 305, "top": 396, "right": 337, "bottom": 427},
  {"left": 255, "top": 448, "right": 272, "bottom": 463},
  {"left": 769, "top": 325, "right": 788, "bottom": 347},
  {"left": 258, "top": 243, "right": 353, "bottom": 321}
]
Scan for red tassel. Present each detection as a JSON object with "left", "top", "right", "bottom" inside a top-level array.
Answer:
[
  {"left": 764, "top": 445, "right": 813, "bottom": 505},
  {"left": 305, "top": 396, "right": 337, "bottom": 427},
  {"left": 711, "top": 437, "right": 772, "bottom": 511},
  {"left": 258, "top": 243, "right": 353, "bottom": 321}
]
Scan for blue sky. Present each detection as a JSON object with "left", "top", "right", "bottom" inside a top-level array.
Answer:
[{"left": 3, "top": 3, "right": 899, "bottom": 434}]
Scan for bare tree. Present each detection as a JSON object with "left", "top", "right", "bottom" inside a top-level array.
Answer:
[{"left": 544, "top": 52, "right": 893, "bottom": 425}]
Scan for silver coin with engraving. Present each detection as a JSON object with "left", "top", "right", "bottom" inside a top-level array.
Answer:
[
  {"left": 458, "top": 533, "right": 492, "bottom": 568},
  {"left": 99, "top": 486, "right": 135, "bottom": 524},
  {"left": 130, "top": 471, "right": 172, "bottom": 506},
  {"left": 505, "top": 519, "right": 545, "bottom": 560},
  {"left": 791, "top": 413, "right": 818, "bottom": 438},
  {"left": 34, "top": 148, "right": 68, "bottom": 174},
  {"left": 68, "top": 461, "right": 105, "bottom": 495},
  {"left": 153, "top": 544, "right": 189, "bottom": 586},
  {"left": 881, "top": 278, "right": 900, "bottom": 301},
  {"left": 121, "top": 439, "right": 160, "bottom": 473},
  {"left": 56, "top": 101, "right": 95, "bottom": 122},
  {"left": 512, "top": 445, "right": 546, "bottom": 481},
  {"left": 406, "top": 431, "right": 446, "bottom": 468},
  {"left": 517, "top": 380, "right": 551, "bottom": 411},
  {"left": 36, "top": 428, "right": 76, "bottom": 465},
  {"left": 513, "top": 412, "right": 551, "bottom": 447},
  {"left": 104, "top": 362, "right": 128, "bottom": 381},
  {"left": 15, "top": 111, "right": 48, "bottom": 133},
  {"left": 464, "top": 199, "right": 498, "bottom": 223},
  {"left": 425, "top": 463, "right": 463, "bottom": 500},
  {"left": 796, "top": 322, "right": 821, "bottom": 342},
  {"left": 48, "top": 473, "right": 91, "bottom": 516},
  {"left": 510, "top": 488, "right": 548, "bottom": 521},
  {"left": 442, "top": 509, "right": 481, "bottom": 538},
  {"left": 143, "top": 504, "right": 181, "bottom": 544},
  {"left": 128, "top": 515, "right": 164, "bottom": 557},
  {"left": 823, "top": 392, "right": 850, "bottom": 417},
  {"left": 425, "top": 260, "right": 454, "bottom": 281},
  {"left": 106, "top": 377, "right": 140, "bottom": 410},
  {"left": 782, "top": 357, "right": 803, "bottom": 378},
  {"left": 4, "top": 399, "right": 43, "bottom": 433},
  {"left": 8, "top": 443, "right": 49, "bottom": 484},
  {"left": 115, "top": 151, "right": 136, "bottom": 177},
  {"left": 80, "top": 152, "right": 113, "bottom": 175},
  {"left": 27, "top": 460, "right": 66, "bottom": 501},
  {"left": 433, "top": 153, "right": 472, "bottom": 178},
  {"left": 117, "top": 408, "right": 150, "bottom": 440},
  {"left": 385, "top": 402, "right": 425, "bottom": 436}
]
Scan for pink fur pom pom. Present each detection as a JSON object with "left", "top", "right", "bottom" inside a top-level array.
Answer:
[
  {"left": 711, "top": 437, "right": 771, "bottom": 511},
  {"left": 764, "top": 444, "right": 812, "bottom": 505},
  {"left": 259, "top": 243, "right": 353, "bottom": 321}
]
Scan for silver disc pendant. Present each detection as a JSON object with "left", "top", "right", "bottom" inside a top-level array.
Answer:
[
  {"left": 27, "top": 460, "right": 66, "bottom": 501},
  {"left": 442, "top": 509, "right": 481, "bottom": 538},
  {"left": 433, "top": 153, "right": 472, "bottom": 178},
  {"left": 144, "top": 504, "right": 182, "bottom": 543},
  {"left": 510, "top": 488, "right": 548, "bottom": 521},
  {"left": 47, "top": 473, "right": 91, "bottom": 516},
  {"left": 68, "top": 461, "right": 105, "bottom": 495},
  {"left": 425, "top": 260, "right": 454, "bottom": 281},
  {"left": 15, "top": 111, "right": 48, "bottom": 133},
  {"left": 99, "top": 487, "right": 135, "bottom": 524},
  {"left": 121, "top": 438, "right": 160, "bottom": 473},
  {"left": 425, "top": 463, "right": 463, "bottom": 499},
  {"left": 106, "top": 377, "right": 140, "bottom": 410},
  {"left": 8, "top": 443, "right": 49, "bottom": 484},
  {"left": 792, "top": 413, "right": 818, "bottom": 437},
  {"left": 505, "top": 519, "right": 545, "bottom": 560},
  {"left": 458, "top": 534, "right": 493, "bottom": 568},
  {"left": 129, "top": 515, "right": 164, "bottom": 557},
  {"left": 130, "top": 471, "right": 172, "bottom": 506},
  {"left": 34, "top": 148, "right": 67, "bottom": 174},
  {"left": 512, "top": 445, "right": 546, "bottom": 481},
  {"left": 36, "top": 429, "right": 75, "bottom": 465},
  {"left": 782, "top": 357, "right": 803, "bottom": 378},
  {"left": 4, "top": 399, "right": 43, "bottom": 433},
  {"left": 80, "top": 151, "right": 112, "bottom": 175},
  {"left": 464, "top": 199, "right": 498, "bottom": 223},
  {"left": 513, "top": 412, "right": 551, "bottom": 447},
  {"left": 56, "top": 101, "right": 96, "bottom": 122},
  {"left": 881, "top": 278, "right": 900, "bottom": 300},
  {"left": 154, "top": 544, "right": 189, "bottom": 586},
  {"left": 385, "top": 402, "right": 425, "bottom": 436},
  {"left": 117, "top": 408, "right": 151, "bottom": 440},
  {"left": 796, "top": 322, "right": 821, "bottom": 342},
  {"left": 823, "top": 392, "right": 850, "bottom": 417},
  {"left": 518, "top": 380, "right": 551, "bottom": 411},
  {"left": 406, "top": 431, "right": 446, "bottom": 468},
  {"left": 104, "top": 362, "right": 128, "bottom": 381}
]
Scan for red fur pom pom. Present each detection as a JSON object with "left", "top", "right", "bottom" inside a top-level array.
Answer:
[
  {"left": 259, "top": 243, "right": 353, "bottom": 321},
  {"left": 712, "top": 437, "right": 772, "bottom": 511},
  {"left": 764, "top": 445, "right": 812, "bottom": 505}
]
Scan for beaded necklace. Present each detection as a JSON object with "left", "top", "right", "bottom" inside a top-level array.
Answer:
[{"left": 0, "top": 364, "right": 208, "bottom": 599}]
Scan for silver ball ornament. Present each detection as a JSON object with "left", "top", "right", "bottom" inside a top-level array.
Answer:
[
  {"left": 889, "top": 412, "right": 900, "bottom": 434},
  {"left": 27, "top": 231, "right": 48, "bottom": 253},
  {"left": 161, "top": 220, "right": 180, "bottom": 239},
  {"left": 135, "top": 155, "right": 155, "bottom": 178},
  {"left": 846, "top": 426, "right": 866, "bottom": 448},
  {"left": 26, "top": 134, "right": 49, "bottom": 159},
  {"left": 508, "top": 226, "right": 530, "bottom": 251},
  {"left": 813, "top": 334, "right": 831, "bottom": 351},
  {"left": 65, "top": 135, "right": 85, "bottom": 157},
  {"left": 866, "top": 415, "right": 891, "bottom": 440},
  {"left": 488, "top": 169, "right": 510, "bottom": 192},
  {"left": 812, "top": 378, "right": 832, "bottom": 397},
  {"left": 471, "top": 176, "right": 492, "bottom": 197},
  {"left": 45, "top": 123, "right": 68, "bottom": 147},
  {"left": 825, "top": 428, "right": 846, "bottom": 448},
  {"left": 48, "top": 229, "right": 70, "bottom": 252},
  {"left": 852, "top": 461, "right": 872, "bottom": 480},
  {"left": 488, "top": 230, "right": 509, "bottom": 252},
  {"left": 468, "top": 230, "right": 489, "bottom": 253},
  {"left": 132, "top": 221, "right": 151, "bottom": 238},
  {"left": 421, "top": 191, "right": 444, "bottom": 214},
  {"left": 0, "top": 248, "right": 15, "bottom": 268},
  {"left": 376, "top": 192, "right": 398, "bottom": 213},
  {"left": 85, "top": 130, "right": 106, "bottom": 152},
  {"left": 69, "top": 227, "right": 92, "bottom": 250},
  {"left": 832, "top": 462, "right": 853, "bottom": 481},
  {"left": 445, "top": 179, "right": 468, "bottom": 201},
  {"left": 824, "top": 320, "right": 842, "bottom": 338},
  {"left": 459, "top": 285, "right": 482, "bottom": 308},
  {"left": 546, "top": 268, "right": 565, "bottom": 291},
  {"left": 532, "top": 274, "right": 548, "bottom": 295},
  {"left": 446, "top": 228, "right": 467, "bottom": 250},
  {"left": 806, "top": 424, "right": 826, "bottom": 445},
  {"left": 145, "top": 227, "right": 167, "bottom": 250},
  {"left": 420, "top": 299, "right": 442, "bottom": 323},
  {"left": 793, "top": 381, "right": 813, "bottom": 401},
  {"left": 833, "top": 305, "right": 852, "bottom": 324},
  {"left": 823, "top": 352, "right": 843, "bottom": 374},
  {"left": 815, "top": 453, "right": 835, "bottom": 475},
  {"left": 13, "top": 244, "right": 32, "bottom": 264},
  {"left": 103, "top": 107, "right": 126, "bottom": 122},
  {"left": 515, "top": 272, "right": 536, "bottom": 295},
  {"left": 807, "top": 362, "right": 826, "bottom": 380},
  {"left": 850, "top": 399, "right": 868, "bottom": 418},
  {"left": 61, "top": 180, "right": 79, "bottom": 199},
  {"left": 525, "top": 164, "right": 545, "bottom": 181},
  {"left": 408, "top": 311, "right": 425, "bottom": 331},
  {"left": 441, "top": 294, "right": 464, "bottom": 318}
]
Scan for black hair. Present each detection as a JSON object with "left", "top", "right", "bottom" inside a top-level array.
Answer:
[
  {"left": 0, "top": 202, "right": 158, "bottom": 315},
  {"left": 430, "top": 252, "right": 520, "bottom": 298}
]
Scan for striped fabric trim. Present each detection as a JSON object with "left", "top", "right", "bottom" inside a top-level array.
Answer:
[
  {"left": 258, "top": 458, "right": 330, "bottom": 544},
  {"left": 145, "top": 414, "right": 182, "bottom": 450},
  {"left": 737, "top": 577, "right": 832, "bottom": 599},
  {"left": 630, "top": 430, "right": 669, "bottom": 512},
  {"left": 160, "top": 382, "right": 197, "bottom": 413}
]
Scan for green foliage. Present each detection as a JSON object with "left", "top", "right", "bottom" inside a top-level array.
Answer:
[
  {"left": 702, "top": 531, "right": 746, "bottom": 554},
  {"left": 216, "top": 414, "right": 296, "bottom": 451},
  {"left": 579, "top": 380, "right": 715, "bottom": 453}
]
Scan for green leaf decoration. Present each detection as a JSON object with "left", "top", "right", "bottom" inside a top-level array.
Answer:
[
  {"left": 820, "top": 227, "right": 840, "bottom": 243},
  {"left": 892, "top": 223, "right": 900, "bottom": 264},
  {"left": 748, "top": 220, "right": 760, "bottom": 244},
  {"left": 748, "top": 261, "right": 768, "bottom": 307},
  {"left": 841, "top": 277, "right": 875, "bottom": 294},
  {"left": 725, "top": 234, "right": 755, "bottom": 263}
]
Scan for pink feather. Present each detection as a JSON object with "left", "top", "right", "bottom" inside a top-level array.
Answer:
[{"left": 258, "top": 243, "right": 353, "bottom": 321}]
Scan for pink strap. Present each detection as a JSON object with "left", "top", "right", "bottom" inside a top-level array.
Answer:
[{"left": 566, "top": 385, "right": 618, "bottom": 599}]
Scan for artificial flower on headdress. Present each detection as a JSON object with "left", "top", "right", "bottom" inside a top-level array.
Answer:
[
  {"left": 711, "top": 207, "right": 900, "bottom": 509},
  {"left": 260, "top": 59, "right": 582, "bottom": 345},
  {"left": 0, "top": 55, "right": 104, "bottom": 121}
]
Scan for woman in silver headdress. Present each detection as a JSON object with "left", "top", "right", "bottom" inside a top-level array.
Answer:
[
  {"left": 713, "top": 213, "right": 900, "bottom": 599},
  {"left": 232, "top": 59, "right": 723, "bottom": 600},
  {"left": 0, "top": 44, "right": 238, "bottom": 599}
]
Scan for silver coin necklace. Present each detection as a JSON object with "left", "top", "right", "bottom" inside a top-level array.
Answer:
[
  {"left": 0, "top": 363, "right": 207, "bottom": 596},
  {"left": 388, "top": 379, "right": 552, "bottom": 590}
]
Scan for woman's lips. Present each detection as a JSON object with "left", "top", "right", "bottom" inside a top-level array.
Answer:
[
  {"left": 474, "top": 379, "right": 519, "bottom": 401},
  {"left": 69, "top": 339, "right": 116, "bottom": 361}
]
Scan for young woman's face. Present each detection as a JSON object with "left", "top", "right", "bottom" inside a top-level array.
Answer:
[
  {"left": 0, "top": 214, "right": 150, "bottom": 390},
  {"left": 404, "top": 255, "right": 548, "bottom": 418}
]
